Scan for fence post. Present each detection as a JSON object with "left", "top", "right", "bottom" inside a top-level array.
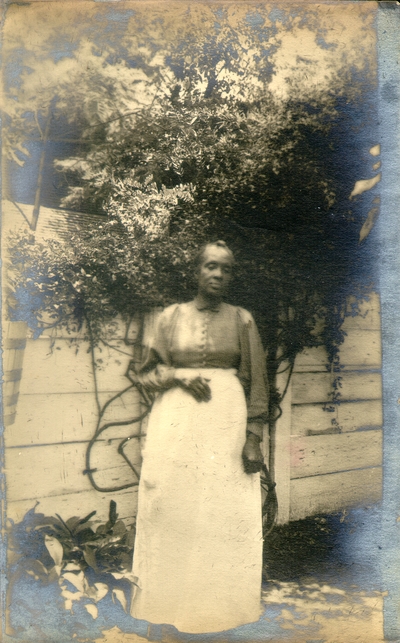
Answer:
[
  {"left": 2, "top": 321, "right": 28, "bottom": 427},
  {"left": 269, "top": 366, "right": 292, "bottom": 525}
]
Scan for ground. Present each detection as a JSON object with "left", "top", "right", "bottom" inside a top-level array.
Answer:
[
  {"left": 5, "top": 504, "right": 385, "bottom": 643},
  {"left": 94, "top": 505, "right": 385, "bottom": 643}
]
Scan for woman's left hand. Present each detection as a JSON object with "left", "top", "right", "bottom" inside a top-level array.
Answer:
[
  {"left": 242, "top": 433, "right": 264, "bottom": 474},
  {"left": 175, "top": 374, "right": 212, "bottom": 402}
]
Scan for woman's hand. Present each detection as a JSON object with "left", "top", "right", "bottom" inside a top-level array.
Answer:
[
  {"left": 175, "top": 375, "right": 211, "bottom": 402},
  {"left": 242, "top": 433, "right": 264, "bottom": 474}
]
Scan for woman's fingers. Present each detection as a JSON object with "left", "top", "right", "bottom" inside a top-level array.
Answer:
[
  {"left": 243, "top": 456, "right": 263, "bottom": 474},
  {"left": 242, "top": 439, "right": 264, "bottom": 474},
  {"left": 196, "top": 378, "right": 211, "bottom": 400},
  {"left": 177, "top": 376, "right": 211, "bottom": 401},
  {"left": 188, "top": 376, "right": 211, "bottom": 401},
  {"left": 190, "top": 384, "right": 209, "bottom": 401}
]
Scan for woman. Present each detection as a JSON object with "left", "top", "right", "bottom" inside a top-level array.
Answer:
[{"left": 129, "top": 240, "right": 269, "bottom": 634}]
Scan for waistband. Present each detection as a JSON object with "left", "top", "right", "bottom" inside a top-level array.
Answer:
[{"left": 174, "top": 367, "right": 238, "bottom": 378}]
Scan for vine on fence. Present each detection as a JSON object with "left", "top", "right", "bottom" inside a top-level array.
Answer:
[{"left": 82, "top": 316, "right": 148, "bottom": 493}]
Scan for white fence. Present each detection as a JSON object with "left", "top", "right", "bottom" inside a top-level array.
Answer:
[
  {"left": 3, "top": 294, "right": 382, "bottom": 526},
  {"left": 273, "top": 293, "right": 382, "bottom": 523},
  {"left": 2, "top": 201, "right": 382, "bottom": 526}
]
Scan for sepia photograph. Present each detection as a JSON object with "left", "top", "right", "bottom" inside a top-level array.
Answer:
[{"left": 1, "top": 1, "right": 399, "bottom": 641}]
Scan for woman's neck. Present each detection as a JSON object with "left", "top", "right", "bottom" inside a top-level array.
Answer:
[{"left": 195, "top": 292, "right": 223, "bottom": 308}]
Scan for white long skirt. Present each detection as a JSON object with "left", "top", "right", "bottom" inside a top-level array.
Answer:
[{"left": 131, "top": 368, "right": 263, "bottom": 634}]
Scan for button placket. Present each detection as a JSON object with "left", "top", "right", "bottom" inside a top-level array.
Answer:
[{"left": 200, "top": 311, "right": 209, "bottom": 366}]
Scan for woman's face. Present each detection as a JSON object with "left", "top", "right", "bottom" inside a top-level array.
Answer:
[{"left": 197, "top": 245, "right": 233, "bottom": 298}]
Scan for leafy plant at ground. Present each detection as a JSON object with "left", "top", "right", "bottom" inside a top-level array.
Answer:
[{"left": 7, "top": 501, "right": 135, "bottom": 620}]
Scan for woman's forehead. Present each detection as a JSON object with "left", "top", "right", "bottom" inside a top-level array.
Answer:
[{"left": 202, "top": 246, "right": 233, "bottom": 265}]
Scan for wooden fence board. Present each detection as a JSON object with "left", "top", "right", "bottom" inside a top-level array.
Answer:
[
  {"left": 89, "top": 438, "right": 142, "bottom": 491},
  {"left": 3, "top": 380, "right": 20, "bottom": 399},
  {"left": 20, "top": 338, "right": 93, "bottom": 394},
  {"left": 334, "top": 399, "right": 383, "bottom": 431},
  {"left": 3, "top": 348, "right": 25, "bottom": 371},
  {"left": 20, "top": 337, "right": 133, "bottom": 395},
  {"left": 338, "top": 371, "right": 382, "bottom": 401},
  {"left": 290, "top": 430, "right": 382, "bottom": 479},
  {"left": 339, "top": 329, "right": 381, "bottom": 368},
  {"left": 289, "top": 467, "right": 382, "bottom": 521},
  {"left": 291, "top": 371, "right": 332, "bottom": 404},
  {"left": 291, "top": 371, "right": 382, "bottom": 404},
  {"left": 5, "top": 441, "right": 141, "bottom": 502},
  {"left": 38, "top": 317, "right": 140, "bottom": 343},
  {"left": 291, "top": 400, "right": 383, "bottom": 436},
  {"left": 6, "top": 488, "right": 138, "bottom": 527},
  {"left": 5, "top": 390, "right": 142, "bottom": 447},
  {"left": 293, "top": 324, "right": 381, "bottom": 386},
  {"left": 341, "top": 293, "right": 381, "bottom": 331},
  {"left": 293, "top": 346, "right": 328, "bottom": 373}
]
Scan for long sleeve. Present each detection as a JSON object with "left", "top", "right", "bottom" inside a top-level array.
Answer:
[
  {"left": 237, "top": 308, "right": 269, "bottom": 439},
  {"left": 128, "top": 305, "right": 180, "bottom": 395}
]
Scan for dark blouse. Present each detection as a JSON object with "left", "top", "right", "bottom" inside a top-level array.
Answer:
[{"left": 129, "top": 297, "right": 269, "bottom": 437}]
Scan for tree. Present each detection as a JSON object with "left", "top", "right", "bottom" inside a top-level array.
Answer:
[{"left": 5, "top": 2, "right": 379, "bottom": 481}]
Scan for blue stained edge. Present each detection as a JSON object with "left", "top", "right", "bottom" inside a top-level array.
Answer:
[
  {"left": 0, "top": 3, "right": 5, "bottom": 634},
  {"left": 0, "top": 3, "right": 398, "bottom": 642},
  {"left": 378, "top": 3, "right": 400, "bottom": 640}
]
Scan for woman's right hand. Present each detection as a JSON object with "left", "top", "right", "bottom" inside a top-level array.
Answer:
[{"left": 175, "top": 375, "right": 211, "bottom": 402}]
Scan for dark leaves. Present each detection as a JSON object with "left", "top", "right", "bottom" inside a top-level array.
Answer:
[{"left": 9, "top": 501, "right": 135, "bottom": 577}]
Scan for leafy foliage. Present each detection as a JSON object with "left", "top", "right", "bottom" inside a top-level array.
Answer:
[
  {"left": 6, "top": 4, "right": 379, "bottom": 429},
  {"left": 8, "top": 501, "right": 135, "bottom": 619},
  {"left": 8, "top": 79, "right": 377, "bottom": 358}
]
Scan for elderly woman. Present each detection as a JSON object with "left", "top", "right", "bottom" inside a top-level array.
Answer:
[{"left": 129, "top": 240, "right": 269, "bottom": 634}]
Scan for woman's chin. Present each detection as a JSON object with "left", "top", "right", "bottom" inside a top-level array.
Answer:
[{"left": 207, "top": 287, "right": 223, "bottom": 296}]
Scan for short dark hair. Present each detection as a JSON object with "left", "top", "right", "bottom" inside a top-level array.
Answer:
[{"left": 194, "top": 240, "right": 235, "bottom": 269}]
